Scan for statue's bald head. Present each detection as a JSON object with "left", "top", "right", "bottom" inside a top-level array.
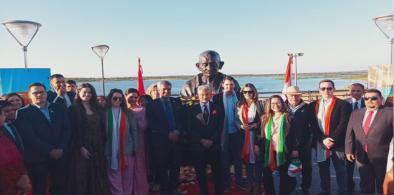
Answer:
[
  {"left": 199, "top": 50, "right": 221, "bottom": 62},
  {"left": 196, "top": 50, "right": 224, "bottom": 77}
]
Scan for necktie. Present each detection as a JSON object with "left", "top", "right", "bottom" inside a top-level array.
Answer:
[
  {"left": 363, "top": 111, "right": 374, "bottom": 152},
  {"left": 203, "top": 103, "right": 209, "bottom": 123},
  {"left": 353, "top": 101, "right": 358, "bottom": 111}
]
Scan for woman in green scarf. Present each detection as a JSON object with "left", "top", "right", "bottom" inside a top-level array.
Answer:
[{"left": 260, "top": 95, "right": 298, "bottom": 195}]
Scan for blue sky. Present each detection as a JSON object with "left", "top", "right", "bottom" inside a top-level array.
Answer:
[{"left": 0, "top": 0, "right": 392, "bottom": 78}]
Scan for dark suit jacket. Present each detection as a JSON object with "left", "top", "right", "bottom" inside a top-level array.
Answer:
[
  {"left": 345, "top": 107, "right": 394, "bottom": 163},
  {"left": 308, "top": 98, "right": 352, "bottom": 150},
  {"left": 47, "top": 91, "right": 76, "bottom": 107},
  {"left": 187, "top": 102, "right": 224, "bottom": 151},
  {"left": 346, "top": 98, "right": 365, "bottom": 111},
  {"left": 287, "top": 101, "right": 310, "bottom": 148},
  {"left": 3, "top": 122, "right": 24, "bottom": 152},
  {"left": 15, "top": 103, "right": 70, "bottom": 163},
  {"left": 146, "top": 97, "right": 183, "bottom": 147}
]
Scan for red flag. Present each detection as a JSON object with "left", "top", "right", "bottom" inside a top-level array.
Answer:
[
  {"left": 137, "top": 57, "right": 145, "bottom": 95},
  {"left": 282, "top": 54, "right": 293, "bottom": 94}
]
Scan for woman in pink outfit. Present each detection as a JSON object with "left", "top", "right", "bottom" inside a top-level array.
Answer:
[
  {"left": 105, "top": 89, "right": 138, "bottom": 195},
  {"left": 126, "top": 88, "right": 149, "bottom": 195}
]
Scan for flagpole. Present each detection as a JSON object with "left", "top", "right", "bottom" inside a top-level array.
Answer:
[
  {"left": 294, "top": 55, "right": 298, "bottom": 86},
  {"left": 289, "top": 53, "right": 303, "bottom": 87},
  {"left": 101, "top": 57, "right": 105, "bottom": 96}
]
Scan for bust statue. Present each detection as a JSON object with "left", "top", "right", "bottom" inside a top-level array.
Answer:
[{"left": 180, "top": 50, "right": 240, "bottom": 98}]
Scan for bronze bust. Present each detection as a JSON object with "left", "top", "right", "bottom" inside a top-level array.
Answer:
[{"left": 180, "top": 50, "right": 240, "bottom": 98}]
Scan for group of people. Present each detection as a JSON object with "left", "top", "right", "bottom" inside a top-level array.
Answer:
[{"left": 0, "top": 50, "right": 393, "bottom": 195}]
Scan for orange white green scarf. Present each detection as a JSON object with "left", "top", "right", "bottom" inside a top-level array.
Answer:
[
  {"left": 241, "top": 103, "right": 257, "bottom": 164},
  {"left": 107, "top": 108, "right": 127, "bottom": 172},
  {"left": 263, "top": 115, "right": 285, "bottom": 171},
  {"left": 315, "top": 97, "right": 336, "bottom": 162}
]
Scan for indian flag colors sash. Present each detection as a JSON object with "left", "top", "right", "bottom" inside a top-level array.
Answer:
[
  {"left": 241, "top": 103, "right": 252, "bottom": 163},
  {"left": 315, "top": 97, "right": 336, "bottom": 161},
  {"left": 263, "top": 115, "right": 285, "bottom": 171},
  {"left": 107, "top": 109, "right": 127, "bottom": 171}
]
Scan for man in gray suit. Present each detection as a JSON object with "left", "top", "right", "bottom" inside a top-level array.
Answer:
[{"left": 345, "top": 88, "right": 393, "bottom": 194}]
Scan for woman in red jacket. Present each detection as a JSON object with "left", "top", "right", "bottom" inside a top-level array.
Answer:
[{"left": 0, "top": 101, "right": 30, "bottom": 195}]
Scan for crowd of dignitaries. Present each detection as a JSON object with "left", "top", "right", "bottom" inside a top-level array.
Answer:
[{"left": 0, "top": 72, "right": 393, "bottom": 195}]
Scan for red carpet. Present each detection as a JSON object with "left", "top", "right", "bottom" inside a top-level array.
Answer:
[{"left": 178, "top": 178, "right": 245, "bottom": 195}]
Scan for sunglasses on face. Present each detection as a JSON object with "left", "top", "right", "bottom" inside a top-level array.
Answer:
[
  {"left": 242, "top": 91, "right": 254, "bottom": 94},
  {"left": 112, "top": 97, "right": 123, "bottom": 101},
  {"left": 320, "top": 87, "right": 333, "bottom": 91},
  {"left": 364, "top": 96, "right": 379, "bottom": 101}
]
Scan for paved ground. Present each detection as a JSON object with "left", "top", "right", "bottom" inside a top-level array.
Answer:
[{"left": 280, "top": 161, "right": 361, "bottom": 195}]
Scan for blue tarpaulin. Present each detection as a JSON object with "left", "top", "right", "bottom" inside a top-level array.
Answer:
[{"left": 0, "top": 68, "right": 51, "bottom": 95}]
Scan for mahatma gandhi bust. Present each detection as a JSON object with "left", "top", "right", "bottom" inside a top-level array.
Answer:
[{"left": 180, "top": 50, "right": 240, "bottom": 97}]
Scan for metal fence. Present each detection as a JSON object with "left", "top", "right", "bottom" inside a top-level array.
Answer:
[{"left": 257, "top": 89, "right": 349, "bottom": 103}]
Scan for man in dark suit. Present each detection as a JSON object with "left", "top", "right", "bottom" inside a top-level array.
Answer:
[
  {"left": 308, "top": 79, "right": 352, "bottom": 195},
  {"left": 345, "top": 89, "right": 393, "bottom": 194},
  {"left": 146, "top": 80, "right": 184, "bottom": 195},
  {"left": 188, "top": 85, "right": 224, "bottom": 195},
  {"left": 0, "top": 100, "right": 24, "bottom": 152},
  {"left": 47, "top": 74, "right": 75, "bottom": 108},
  {"left": 346, "top": 83, "right": 365, "bottom": 111},
  {"left": 212, "top": 76, "right": 245, "bottom": 190},
  {"left": 15, "top": 82, "right": 70, "bottom": 195},
  {"left": 344, "top": 82, "right": 365, "bottom": 193},
  {"left": 285, "top": 86, "right": 312, "bottom": 194}
]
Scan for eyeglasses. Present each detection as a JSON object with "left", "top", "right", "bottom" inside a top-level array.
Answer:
[
  {"left": 31, "top": 91, "right": 45, "bottom": 95},
  {"left": 320, "top": 87, "right": 333, "bottom": 91},
  {"left": 112, "top": 97, "right": 123, "bottom": 101},
  {"left": 242, "top": 91, "right": 254, "bottom": 94},
  {"left": 364, "top": 96, "right": 379, "bottom": 101}
]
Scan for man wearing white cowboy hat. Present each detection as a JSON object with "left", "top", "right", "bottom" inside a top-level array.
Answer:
[{"left": 285, "top": 86, "right": 312, "bottom": 195}]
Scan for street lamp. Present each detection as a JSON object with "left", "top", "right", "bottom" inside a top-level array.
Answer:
[
  {"left": 287, "top": 52, "right": 304, "bottom": 86},
  {"left": 2, "top": 20, "right": 41, "bottom": 68},
  {"left": 91, "top": 44, "right": 109, "bottom": 96},
  {"left": 373, "top": 14, "right": 393, "bottom": 64}
]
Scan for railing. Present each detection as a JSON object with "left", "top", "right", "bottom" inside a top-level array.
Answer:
[{"left": 257, "top": 89, "right": 349, "bottom": 103}]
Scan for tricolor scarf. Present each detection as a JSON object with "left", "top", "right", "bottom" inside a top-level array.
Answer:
[
  {"left": 314, "top": 97, "right": 336, "bottom": 162},
  {"left": 263, "top": 115, "right": 285, "bottom": 171},
  {"left": 107, "top": 109, "right": 127, "bottom": 172},
  {"left": 241, "top": 103, "right": 255, "bottom": 163}
]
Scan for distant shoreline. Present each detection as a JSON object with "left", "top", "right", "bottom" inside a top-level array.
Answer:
[{"left": 69, "top": 70, "right": 368, "bottom": 82}]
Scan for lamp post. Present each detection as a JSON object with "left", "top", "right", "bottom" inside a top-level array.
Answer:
[
  {"left": 2, "top": 20, "right": 41, "bottom": 68},
  {"left": 373, "top": 15, "right": 393, "bottom": 64},
  {"left": 91, "top": 44, "right": 109, "bottom": 96},
  {"left": 287, "top": 52, "right": 304, "bottom": 86}
]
